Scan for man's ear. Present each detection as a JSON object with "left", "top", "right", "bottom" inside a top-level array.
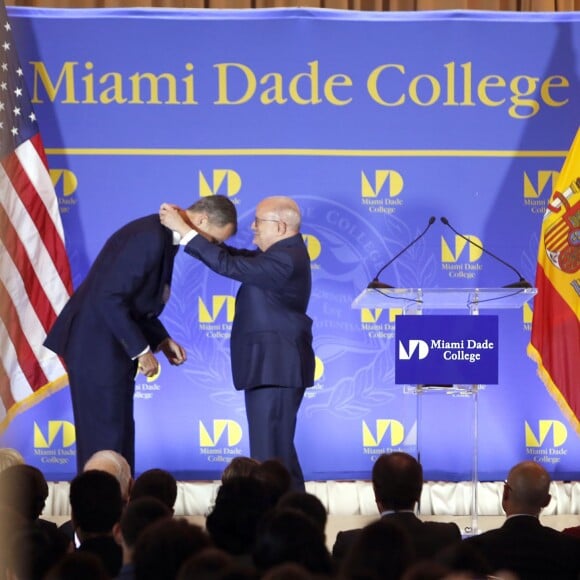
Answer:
[{"left": 112, "top": 521, "right": 123, "bottom": 546}]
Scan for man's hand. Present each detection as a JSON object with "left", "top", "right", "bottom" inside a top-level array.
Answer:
[
  {"left": 159, "top": 203, "right": 192, "bottom": 237},
  {"left": 158, "top": 337, "right": 187, "bottom": 366},
  {"left": 137, "top": 351, "right": 159, "bottom": 378}
]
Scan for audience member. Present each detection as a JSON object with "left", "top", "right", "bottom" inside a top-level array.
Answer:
[
  {"left": 133, "top": 517, "right": 211, "bottom": 580},
  {"left": 70, "top": 469, "right": 124, "bottom": 577},
  {"left": 221, "top": 457, "right": 260, "bottom": 482},
  {"left": 60, "top": 449, "right": 133, "bottom": 543},
  {"left": 338, "top": 518, "right": 415, "bottom": 580},
  {"left": 0, "top": 463, "right": 71, "bottom": 554},
  {"left": 130, "top": 468, "right": 178, "bottom": 513},
  {"left": 84, "top": 449, "right": 134, "bottom": 503},
  {"left": 277, "top": 490, "right": 327, "bottom": 536},
  {"left": 253, "top": 508, "right": 333, "bottom": 577},
  {"left": 0, "top": 447, "right": 25, "bottom": 472},
  {"left": 44, "top": 551, "right": 110, "bottom": 580},
  {"left": 254, "top": 459, "right": 292, "bottom": 505},
  {"left": 4, "top": 524, "right": 69, "bottom": 580},
  {"left": 0, "top": 505, "right": 27, "bottom": 580},
  {"left": 260, "top": 562, "right": 315, "bottom": 580},
  {"left": 206, "top": 476, "right": 273, "bottom": 564},
  {"left": 114, "top": 496, "right": 172, "bottom": 580},
  {"left": 176, "top": 547, "right": 242, "bottom": 580},
  {"left": 464, "top": 460, "right": 580, "bottom": 579},
  {"left": 332, "top": 452, "right": 460, "bottom": 564}
]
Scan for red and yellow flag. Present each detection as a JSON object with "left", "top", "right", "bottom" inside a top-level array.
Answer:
[{"left": 528, "top": 127, "right": 580, "bottom": 434}]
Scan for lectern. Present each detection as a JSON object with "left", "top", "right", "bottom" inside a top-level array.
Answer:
[{"left": 352, "top": 287, "right": 537, "bottom": 534}]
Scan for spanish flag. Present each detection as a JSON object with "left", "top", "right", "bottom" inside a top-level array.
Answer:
[{"left": 528, "top": 127, "right": 580, "bottom": 434}]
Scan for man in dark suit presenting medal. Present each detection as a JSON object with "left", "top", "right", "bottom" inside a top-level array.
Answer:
[
  {"left": 44, "top": 196, "right": 237, "bottom": 474},
  {"left": 160, "top": 196, "right": 314, "bottom": 490}
]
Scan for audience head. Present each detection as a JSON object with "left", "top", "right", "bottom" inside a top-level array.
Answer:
[
  {"left": 45, "top": 551, "right": 109, "bottom": 580},
  {"left": 254, "top": 459, "right": 292, "bottom": 505},
  {"left": 84, "top": 449, "right": 133, "bottom": 502},
  {"left": 0, "top": 447, "right": 25, "bottom": 472},
  {"left": 133, "top": 517, "right": 211, "bottom": 580},
  {"left": 70, "top": 469, "right": 123, "bottom": 537},
  {"left": 372, "top": 452, "right": 423, "bottom": 512},
  {"left": 277, "top": 491, "right": 327, "bottom": 536},
  {"left": 176, "top": 547, "right": 234, "bottom": 580},
  {"left": 502, "top": 460, "right": 551, "bottom": 516},
  {"left": 116, "top": 496, "right": 172, "bottom": 556},
  {"left": 261, "top": 562, "right": 314, "bottom": 580},
  {"left": 131, "top": 468, "right": 178, "bottom": 512},
  {"left": 206, "top": 476, "right": 272, "bottom": 556},
  {"left": 0, "top": 463, "right": 49, "bottom": 522},
  {"left": 221, "top": 456, "right": 260, "bottom": 482},
  {"left": 339, "top": 518, "right": 415, "bottom": 580},
  {"left": 253, "top": 508, "right": 332, "bottom": 576},
  {"left": 5, "top": 524, "right": 69, "bottom": 580}
]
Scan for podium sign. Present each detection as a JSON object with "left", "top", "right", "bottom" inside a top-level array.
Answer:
[{"left": 395, "top": 314, "right": 499, "bottom": 385}]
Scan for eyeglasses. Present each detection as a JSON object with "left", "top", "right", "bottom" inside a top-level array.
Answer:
[{"left": 253, "top": 216, "right": 281, "bottom": 226}]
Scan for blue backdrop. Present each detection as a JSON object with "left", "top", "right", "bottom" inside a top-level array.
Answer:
[{"left": 3, "top": 7, "right": 580, "bottom": 482}]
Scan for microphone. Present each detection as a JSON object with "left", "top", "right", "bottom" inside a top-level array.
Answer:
[
  {"left": 368, "top": 216, "right": 436, "bottom": 289},
  {"left": 440, "top": 217, "right": 532, "bottom": 288}
]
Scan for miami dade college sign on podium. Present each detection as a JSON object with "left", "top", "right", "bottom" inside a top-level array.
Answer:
[{"left": 395, "top": 315, "right": 498, "bottom": 385}]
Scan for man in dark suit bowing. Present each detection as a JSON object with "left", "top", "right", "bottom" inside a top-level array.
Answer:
[
  {"left": 332, "top": 452, "right": 461, "bottom": 565},
  {"left": 160, "top": 196, "right": 314, "bottom": 490},
  {"left": 44, "top": 196, "right": 237, "bottom": 475},
  {"left": 464, "top": 460, "right": 580, "bottom": 580}
]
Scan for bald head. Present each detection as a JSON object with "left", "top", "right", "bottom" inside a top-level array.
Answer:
[
  {"left": 261, "top": 196, "right": 301, "bottom": 232},
  {"left": 84, "top": 450, "right": 132, "bottom": 501},
  {"left": 503, "top": 461, "right": 551, "bottom": 516}
]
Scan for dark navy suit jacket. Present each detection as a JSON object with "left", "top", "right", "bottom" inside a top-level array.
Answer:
[
  {"left": 45, "top": 215, "right": 177, "bottom": 377},
  {"left": 332, "top": 512, "right": 461, "bottom": 564},
  {"left": 184, "top": 233, "right": 314, "bottom": 390},
  {"left": 464, "top": 515, "right": 580, "bottom": 579}
]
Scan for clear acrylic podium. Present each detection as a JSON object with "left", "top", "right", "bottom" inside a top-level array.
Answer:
[{"left": 352, "top": 287, "right": 537, "bottom": 534}]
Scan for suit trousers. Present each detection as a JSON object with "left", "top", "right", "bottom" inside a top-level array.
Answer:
[{"left": 244, "top": 385, "right": 306, "bottom": 491}]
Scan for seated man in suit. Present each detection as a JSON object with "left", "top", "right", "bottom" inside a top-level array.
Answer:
[
  {"left": 464, "top": 460, "right": 580, "bottom": 580},
  {"left": 332, "top": 451, "right": 461, "bottom": 564}
]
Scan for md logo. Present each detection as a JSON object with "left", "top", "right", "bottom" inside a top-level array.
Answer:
[
  {"left": 361, "top": 170, "right": 403, "bottom": 198},
  {"left": 363, "top": 419, "right": 404, "bottom": 447},
  {"left": 361, "top": 308, "right": 401, "bottom": 324},
  {"left": 50, "top": 169, "right": 78, "bottom": 196},
  {"left": 198, "top": 296, "right": 235, "bottom": 323},
  {"left": 523, "top": 171, "right": 558, "bottom": 199},
  {"left": 441, "top": 235, "right": 483, "bottom": 263},
  {"left": 34, "top": 421, "right": 76, "bottom": 448},
  {"left": 303, "top": 234, "right": 321, "bottom": 261},
  {"left": 199, "top": 420, "right": 242, "bottom": 447},
  {"left": 199, "top": 170, "right": 241, "bottom": 197},
  {"left": 525, "top": 420, "right": 567, "bottom": 447},
  {"left": 398, "top": 339, "right": 429, "bottom": 360}
]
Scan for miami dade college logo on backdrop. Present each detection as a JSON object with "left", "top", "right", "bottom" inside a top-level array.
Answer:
[
  {"left": 199, "top": 419, "right": 243, "bottom": 464},
  {"left": 360, "top": 169, "right": 405, "bottom": 215},
  {"left": 523, "top": 170, "right": 556, "bottom": 215},
  {"left": 441, "top": 233, "right": 483, "bottom": 281},
  {"left": 198, "top": 295, "right": 235, "bottom": 338},
  {"left": 395, "top": 315, "right": 498, "bottom": 385},
  {"left": 199, "top": 170, "right": 241, "bottom": 201},
  {"left": 33, "top": 421, "right": 76, "bottom": 466},
  {"left": 525, "top": 420, "right": 568, "bottom": 465},
  {"left": 542, "top": 177, "right": 580, "bottom": 276},
  {"left": 362, "top": 419, "right": 407, "bottom": 456}
]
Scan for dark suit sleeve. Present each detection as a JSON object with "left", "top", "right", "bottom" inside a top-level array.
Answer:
[
  {"left": 93, "top": 231, "right": 169, "bottom": 357},
  {"left": 184, "top": 235, "right": 293, "bottom": 288}
]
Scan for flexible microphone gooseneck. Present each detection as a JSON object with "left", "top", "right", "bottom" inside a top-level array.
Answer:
[
  {"left": 440, "top": 217, "right": 532, "bottom": 289},
  {"left": 368, "top": 216, "right": 436, "bottom": 289}
]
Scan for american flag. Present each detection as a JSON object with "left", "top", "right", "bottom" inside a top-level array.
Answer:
[{"left": 0, "top": 1, "right": 72, "bottom": 429}]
